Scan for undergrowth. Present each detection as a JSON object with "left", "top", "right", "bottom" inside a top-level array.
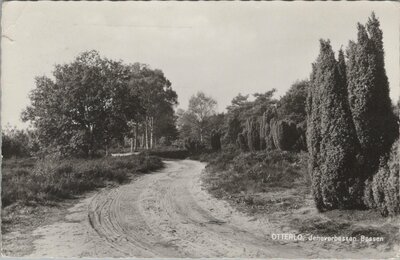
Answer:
[
  {"left": 202, "top": 149, "right": 309, "bottom": 200},
  {"left": 201, "top": 149, "right": 399, "bottom": 251},
  {"left": 1, "top": 154, "right": 163, "bottom": 207}
]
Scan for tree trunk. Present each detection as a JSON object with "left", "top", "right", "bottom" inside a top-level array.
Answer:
[
  {"left": 88, "top": 124, "right": 94, "bottom": 158},
  {"left": 150, "top": 117, "right": 154, "bottom": 149},
  {"left": 130, "top": 138, "right": 133, "bottom": 153},
  {"left": 133, "top": 123, "right": 137, "bottom": 151},
  {"left": 145, "top": 117, "right": 149, "bottom": 149}
]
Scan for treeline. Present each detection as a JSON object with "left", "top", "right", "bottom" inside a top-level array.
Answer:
[
  {"left": 1, "top": 126, "right": 40, "bottom": 159},
  {"left": 12, "top": 50, "right": 178, "bottom": 158},
  {"left": 307, "top": 13, "right": 398, "bottom": 215},
  {"left": 177, "top": 81, "right": 308, "bottom": 154}
]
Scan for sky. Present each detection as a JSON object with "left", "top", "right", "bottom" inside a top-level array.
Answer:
[{"left": 1, "top": 1, "right": 399, "bottom": 129}]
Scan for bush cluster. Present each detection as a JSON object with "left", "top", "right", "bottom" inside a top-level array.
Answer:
[
  {"left": 1, "top": 128, "right": 39, "bottom": 159},
  {"left": 237, "top": 114, "right": 305, "bottom": 153},
  {"left": 306, "top": 13, "right": 398, "bottom": 213},
  {"left": 364, "top": 140, "right": 399, "bottom": 216},
  {"left": 307, "top": 41, "right": 361, "bottom": 210}
]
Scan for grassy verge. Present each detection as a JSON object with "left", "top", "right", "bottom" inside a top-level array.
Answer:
[
  {"left": 1, "top": 154, "right": 163, "bottom": 256},
  {"left": 201, "top": 149, "right": 399, "bottom": 252},
  {"left": 2, "top": 154, "right": 163, "bottom": 208},
  {"left": 202, "top": 149, "right": 309, "bottom": 213}
]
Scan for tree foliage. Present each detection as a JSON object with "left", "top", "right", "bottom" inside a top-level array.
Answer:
[
  {"left": 364, "top": 139, "right": 399, "bottom": 216},
  {"left": 1, "top": 126, "right": 39, "bottom": 158},
  {"left": 270, "top": 119, "right": 299, "bottom": 151},
  {"left": 307, "top": 40, "right": 361, "bottom": 211},
  {"left": 177, "top": 92, "right": 217, "bottom": 144},
  {"left": 346, "top": 13, "right": 398, "bottom": 179},
  {"left": 277, "top": 80, "right": 308, "bottom": 124},
  {"left": 22, "top": 50, "right": 177, "bottom": 157},
  {"left": 305, "top": 13, "right": 398, "bottom": 213}
]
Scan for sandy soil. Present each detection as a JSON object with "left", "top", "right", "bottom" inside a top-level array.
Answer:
[{"left": 8, "top": 160, "right": 396, "bottom": 258}]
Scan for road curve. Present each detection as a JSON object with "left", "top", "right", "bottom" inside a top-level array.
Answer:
[{"left": 26, "top": 160, "right": 343, "bottom": 258}]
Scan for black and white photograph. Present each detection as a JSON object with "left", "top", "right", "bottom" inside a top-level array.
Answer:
[{"left": 1, "top": 1, "right": 399, "bottom": 259}]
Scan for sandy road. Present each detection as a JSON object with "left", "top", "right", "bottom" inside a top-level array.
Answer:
[{"left": 26, "top": 160, "right": 378, "bottom": 258}]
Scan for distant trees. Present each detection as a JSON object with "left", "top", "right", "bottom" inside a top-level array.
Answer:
[
  {"left": 177, "top": 92, "right": 217, "bottom": 143},
  {"left": 224, "top": 90, "right": 278, "bottom": 149},
  {"left": 1, "top": 126, "right": 39, "bottom": 158},
  {"left": 22, "top": 50, "right": 177, "bottom": 157},
  {"left": 222, "top": 88, "right": 307, "bottom": 153},
  {"left": 306, "top": 13, "right": 398, "bottom": 213},
  {"left": 187, "top": 92, "right": 217, "bottom": 142}
]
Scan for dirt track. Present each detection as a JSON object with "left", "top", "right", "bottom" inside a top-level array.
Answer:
[{"left": 25, "top": 160, "right": 391, "bottom": 258}]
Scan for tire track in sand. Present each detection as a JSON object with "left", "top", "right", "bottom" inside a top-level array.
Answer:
[
  {"left": 28, "top": 159, "right": 375, "bottom": 258},
  {"left": 86, "top": 160, "right": 306, "bottom": 258}
]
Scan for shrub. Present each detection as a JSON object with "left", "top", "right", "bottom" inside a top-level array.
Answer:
[
  {"left": 270, "top": 119, "right": 299, "bottom": 151},
  {"left": 364, "top": 140, "right": 399, "bottom": 216},
  {"left": 225, "top": 113, "right": 242, "bottom": 145},
  {"left": 346, "top": 14, "right": 398, "bottom": 181},
  {"left": 236, "top": 132, "right": 248, "bottom": 152},
  {"left": 259, "top": 114, "right": 271, "bottom": 150},
  {"left": 307, "top": 40, "right": 361, "bottom": 211},
  {"left": 210, "top": 130, "right": 222, "bottom": 151},
  {"left": 245, "top": 117, "right": 261, "bottom": 151},
  {"left": 1, "top": 128, "right": 37, "bottom": 159},
  {"left": 293, "top": 121, "right": 307, "bottom": 151}
]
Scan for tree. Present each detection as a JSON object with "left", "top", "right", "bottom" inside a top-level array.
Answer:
[
  {"left": 346, "top": 13, "right": 398, "bottom": 181},
  {"left": 128, "top": 64, "right": 178, "bottom": 150},
  {"left": 224, "top": 94, "right": 250, "bottom": 145},
  {"left": 186, "top": 92, "right": 217, "bottom": 142},
  {"left": 224, "top": 91, "right": 277, "bottom": 146},
  {"left": 249, "top": 90, "right": 277, "bottom": 117},
  {"left": 23, "top": 51, "right": 114, "bottom": 156},
  {"left": 224, "top": 113, "right": 242, "bottom": 144},
  {"left": 307, "top": 40, "right": 361, "bottom": 211},
  {"left": 278, "top": 80, "right": 308, "bottom": 124},
  {"left": 244, "top": 117, "right": 261, "bottom": 151},
  {"left": 22, "top": 50, "right": 177, "bottom": 156}
]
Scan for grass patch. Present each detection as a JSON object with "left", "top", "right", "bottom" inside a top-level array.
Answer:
[
  {"left": 202, "top": 149, "right": 309, "bottom": 203},
  {"left": 2, "top": 154, "right": 163, "bottom": 208}
]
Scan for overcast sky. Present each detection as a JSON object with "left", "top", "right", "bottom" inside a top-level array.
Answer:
[{"left": 1, "top": 1, "right": 399, "bottom": 128}]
